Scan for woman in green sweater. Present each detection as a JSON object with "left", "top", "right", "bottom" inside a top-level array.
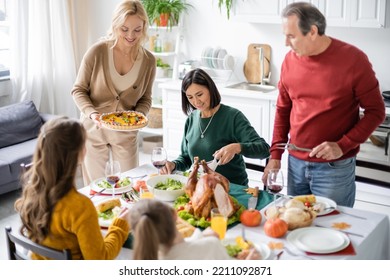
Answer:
[
  {"left": 161, "top": 68, "right": 270, "bottom": 186},
  {"left": 15, "top": 117, "right": 130, "bottom": 259}
]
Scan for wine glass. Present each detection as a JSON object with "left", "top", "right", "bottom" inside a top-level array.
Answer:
[
  {"left": 105, "top": 161, "right": 121, "bottom": 198},
  {"left": 210, "top": 208, "right": 227, "bottom": 240},
  {"left": 151, "top": 147, "right": 167, "bottom": 175},
  {"left": 267, "top": 169, "right": 284, "bottom": 209}
]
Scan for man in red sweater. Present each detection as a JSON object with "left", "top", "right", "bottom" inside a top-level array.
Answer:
[{"left": 262, "top": 2, "right": 385, "bottom": 207}]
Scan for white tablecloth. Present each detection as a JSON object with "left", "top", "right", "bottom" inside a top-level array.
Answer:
[{"left": 81, "top": 164, "right": 390, "bottom": 260}]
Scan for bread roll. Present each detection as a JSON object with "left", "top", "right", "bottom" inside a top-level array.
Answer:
[
  {"left": 285, "top": 199, "right": 305, "bottom": 209},
  {"left": 281, "top": 208, "right": 306, "bottom": 224},
  {"left": 96, "top": 198, "right": 121, "bottom": 213},
  {"left": 176, "top": 217, "right": 195, "bottom": 238},
  {"left": 293, "top": 194, "right": 316, "bottom": 204}
]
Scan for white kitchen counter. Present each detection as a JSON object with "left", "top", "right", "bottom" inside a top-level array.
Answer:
[
  {"left": 159, "top": 80, "right": 390, "bottom": 114},
  {"left": 158, "top": 79, "right": 279, "bottom": 101}
]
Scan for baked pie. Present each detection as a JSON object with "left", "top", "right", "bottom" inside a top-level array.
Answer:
[{"left": 100, "top": 110, "right": 148, "bottom": 130}]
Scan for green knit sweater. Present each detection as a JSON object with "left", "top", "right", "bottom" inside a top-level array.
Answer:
[{"left": 173, "top": 104, "right": 270, "bottom": 186}]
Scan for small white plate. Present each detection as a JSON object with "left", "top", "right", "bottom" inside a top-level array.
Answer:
[
  {"left": 201, "top": 47, "right": 212, "bottom": 67},
  {"left": 223, "top": 54, "right": 235, "bottom": 70},
  {"left": 315, "top": 196, "right": 337, "bottom": 216},
  {"left": 206, "top": 47, "right": 214, "bottom": 68},
  {"left": 217, "top": 49, "right": 227, "bottom": 69},
  {"left": 287, "top": 227, "right": 350, "bottom": 254},
  {"left": 94, "top": 198, "right": 126, "bottom": 228},
  {"left": 212, "top": 47, "right": 221, "bottom": 69},
  {"left": 91, "top": 177, "right": 133, "bottom": 195},
  {"left": 223, "top": 238, "right": 271, "bottom": 260}
]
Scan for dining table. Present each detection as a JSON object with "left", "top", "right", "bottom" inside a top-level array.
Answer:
[{"left": 80, "top": 164, "right": 390, "bottom": 260}]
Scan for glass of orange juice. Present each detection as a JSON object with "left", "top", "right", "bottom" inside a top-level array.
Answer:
[
  {"left": 210, "top": 208, "right": 227, "bottom": 240},
  {"left": 139, "top": 185, "right": 154, "bottom": 199}
]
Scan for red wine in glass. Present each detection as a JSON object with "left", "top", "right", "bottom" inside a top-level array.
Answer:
[
  {"left": 152, "top": 160, "right": 167, "bottom": 170},
  {"left": 268, "top": 184, "right": 283, "bottom": 194},
  {"left": 106, "top": 175, "right": 120, "bottom": 188},
  {"left": 151, "top": 147, "right": 167, "bottom": 175}
]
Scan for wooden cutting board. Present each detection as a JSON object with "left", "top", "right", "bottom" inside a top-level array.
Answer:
[{"left": 243, "top": 43, "right": 271, "bottom": 84}]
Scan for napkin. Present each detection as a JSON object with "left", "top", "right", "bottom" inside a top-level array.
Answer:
[
  {"left": 321, "top": 209, "right": 340, "bottom": 217},
  {"left": 90, "top": 189, "right": 112, "bottom": 196},
  {"left": 306, "top": 241, "right": 356, "bottom": 256}
]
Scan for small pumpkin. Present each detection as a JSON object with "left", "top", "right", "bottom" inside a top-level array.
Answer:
[
  {"left": 240, "top": 209, "right": 262, "bottom": 227},
  {"left": 264, "top": 218, "right": 288, "bottom": 238}
]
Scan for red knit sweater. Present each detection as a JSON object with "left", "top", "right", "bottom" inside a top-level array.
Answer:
[{"left": 271, "top": 38, "right": 385, "bottom": 162}]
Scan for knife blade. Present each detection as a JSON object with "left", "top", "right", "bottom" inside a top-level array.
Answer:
[{"left": 248, "top": 186, "right": 259, "bottom": 209}]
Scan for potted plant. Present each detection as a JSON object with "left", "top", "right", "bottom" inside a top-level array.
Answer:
[
  {"left": 156, "top": 58, "right": 171, "bottom": 78},
  {"left": 142, "top": 0, "right": 193, "bottom": 28},
  {"left": 218, "top": 0, "right": 234, "bottom": 19}
]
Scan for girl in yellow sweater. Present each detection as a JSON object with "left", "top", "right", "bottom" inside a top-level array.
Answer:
[{"left": 15, "top": 117, "right": 130, "bottom": 259}]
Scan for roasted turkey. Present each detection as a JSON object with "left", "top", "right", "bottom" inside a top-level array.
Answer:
[{"left": 185, "top": 157, "right": 236, "bottom": 218}]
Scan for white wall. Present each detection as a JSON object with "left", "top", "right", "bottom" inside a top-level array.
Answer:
[{"left": 74, "top": 1, "right": 390, "bottom": 92}]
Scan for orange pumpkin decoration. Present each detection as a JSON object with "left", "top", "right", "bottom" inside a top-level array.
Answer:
[
  {"left": 240, "top": 209, "right": 262, "bottom": 227},
  {"left": 264, "top": 218, "right": 288, "bottom": 238}
]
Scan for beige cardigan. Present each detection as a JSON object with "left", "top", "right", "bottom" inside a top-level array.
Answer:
[{"left": 72, "top": 40, "right": 156, "bottom": 186}]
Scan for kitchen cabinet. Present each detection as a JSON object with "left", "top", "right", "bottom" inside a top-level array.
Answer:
[
  {"left": 233, "top": 0, "right": 288, "bottom": 23},
  {"left": 233, "top": 0, "right": 387, "bottom": 28}
]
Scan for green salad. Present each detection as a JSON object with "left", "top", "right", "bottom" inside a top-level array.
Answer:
[
  {"left": 155, "top": 178, "right": 183, "bottom": 191},
  {"left": 97, "top": 177, "right": 131, "bottom": 189},
  {"left": 173, "top": 194, "right": 245, "bottom": 228},
  {"left": 225, "top": 244, "right": 242, "bottom": 257}
]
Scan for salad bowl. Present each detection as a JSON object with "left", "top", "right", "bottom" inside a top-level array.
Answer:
[{"left": 146, "top": 174, "right": 188, "bottom": 201}]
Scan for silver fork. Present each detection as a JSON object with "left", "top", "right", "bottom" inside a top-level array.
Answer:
[
  {"left": 275, "top": 143, "right": 312, "bottom": 152},
  {"left": 284, "top": 246, "right": 315, "bottom": 260}
]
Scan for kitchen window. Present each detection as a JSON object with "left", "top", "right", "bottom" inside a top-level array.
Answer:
[{"left": 0, "top": 0, "right": 10, "bottom": 79}]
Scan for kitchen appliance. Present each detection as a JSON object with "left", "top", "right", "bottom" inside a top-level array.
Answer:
[
  {"left": 358, "top": 91, "right": 390, "bottom": 163},
  {"left": 243, "top": 43, "right": 271, "bottom": 84}
]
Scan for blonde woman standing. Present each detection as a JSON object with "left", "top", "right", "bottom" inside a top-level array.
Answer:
[{"left": 72, "top": 0, "right": 156, "bottom": 186}]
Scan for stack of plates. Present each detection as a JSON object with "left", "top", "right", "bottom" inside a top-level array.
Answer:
[{"left": 201, "top": 47, "right": 234, "bottom": 70}]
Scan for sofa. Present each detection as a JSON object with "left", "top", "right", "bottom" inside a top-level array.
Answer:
[{"left": 0, "top": 100, "right": 57, "bottom": 195}]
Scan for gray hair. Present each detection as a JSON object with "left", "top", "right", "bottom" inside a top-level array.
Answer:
[{"left": 282, "top": 2, "right": 326, "bottom": 35}]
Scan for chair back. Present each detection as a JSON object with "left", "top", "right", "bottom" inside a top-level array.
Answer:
[{"left": 5, "top": 226, "right": 72, "bottom": 260}]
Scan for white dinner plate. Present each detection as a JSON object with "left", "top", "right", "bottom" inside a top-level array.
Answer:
[
  {"left": 217, "top": 49, "right": 227, "bottom": 69},
  {"left": 206, "top": 47, "right": 214, "bottom": 68},
  {"left": 90, "top": 177, "right": 133, "bottom": 195},
  {"left": 314, "top": 196, "right": 337, "bottom": 216},
  {"left": 223, "top": 238, "right": 271, "bottom": 260},
  {"left": 211, "top": 47, "right": 221, "bottom": 69},
  {"left": 100, "top": 123, "right": 147, "bottom": 131},
  {"left": 287, "top": 227, "right": 350, "bottom": 254},
  {"left": 201, "top": 47, "right": 212, "bottom": 68},
  {"left": 94, "top": 197, "right": 126, "bottom": 228}
]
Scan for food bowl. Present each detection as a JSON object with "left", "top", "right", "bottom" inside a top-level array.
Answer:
[
  {"left": 146, "top": 174, "right": 188, "bottom": 202},
  {"left": 264, "top": 205, "right": 317, "bottom": 230}
]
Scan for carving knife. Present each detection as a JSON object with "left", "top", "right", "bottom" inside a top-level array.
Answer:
[{"left": 248, "top": 186, "right": 259, "bottom": 209}]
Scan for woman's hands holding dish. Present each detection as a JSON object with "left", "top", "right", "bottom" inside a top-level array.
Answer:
[{"left": 90, "top": 112, "right": 102, "bottom": 127}]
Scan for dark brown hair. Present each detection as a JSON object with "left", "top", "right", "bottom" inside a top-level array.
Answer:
[{"left": 180, "top": 68, "right": 221, "bottom": 116}]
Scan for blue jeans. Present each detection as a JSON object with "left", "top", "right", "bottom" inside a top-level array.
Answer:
[{"left": 287, "top": 155, "right": 356, "bottom": 207}]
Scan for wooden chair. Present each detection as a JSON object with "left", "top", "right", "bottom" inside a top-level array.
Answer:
[{"left": 5, "top": 226, "right": 72, "bottom": 260}]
